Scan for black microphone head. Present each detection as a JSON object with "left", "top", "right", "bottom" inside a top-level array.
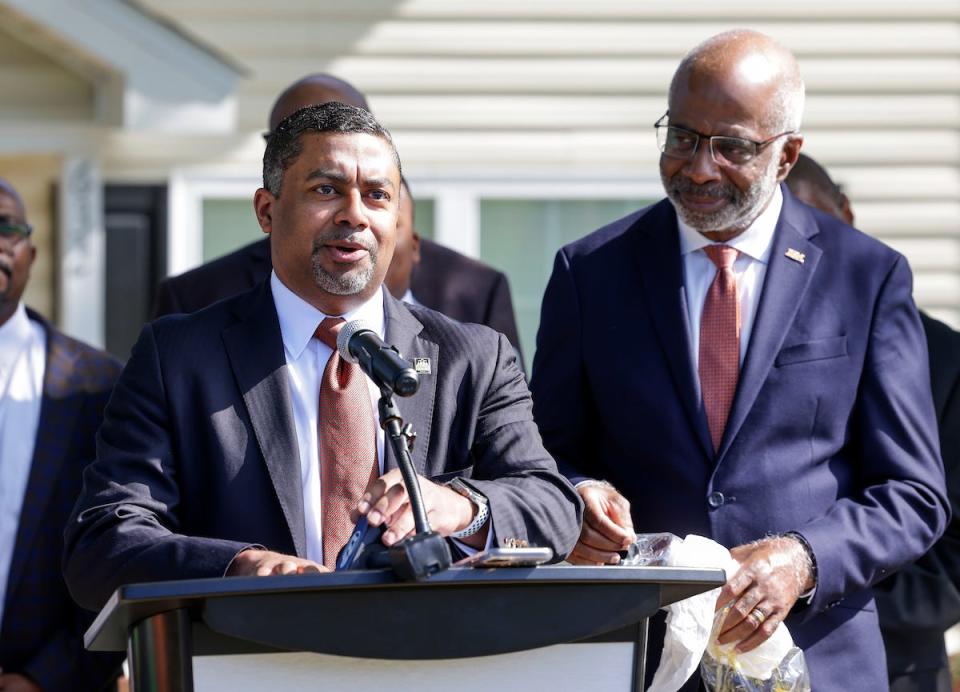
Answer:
[
  {"left": 394, "top": 368, "right": 420, "bottom": 397},
  {"left": 336, "top": 319, "right": 374, "bottom": 364}
]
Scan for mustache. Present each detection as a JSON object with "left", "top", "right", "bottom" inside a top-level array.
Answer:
[
  {"left": 311, "top": 229, "right": 376, "bottom": 252},
  {"left": 666, "top": 177, "right": 739, "bottom": 201}
]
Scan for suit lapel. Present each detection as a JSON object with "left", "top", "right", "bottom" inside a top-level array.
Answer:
[
  {"left": 5, "top": 321, "right": 78, "bottom": 600},
  {"left": 636, "top": 202, "right": 714, "bottom": 460},
  {"left": 382, "top": 293, "right": 437, "bottom": 476},
  {"left": 222, "top": 282, "right": 307, "bottom": 557},
  {"left": 717, "top": 192, "right": 822, "bottom": 460}
]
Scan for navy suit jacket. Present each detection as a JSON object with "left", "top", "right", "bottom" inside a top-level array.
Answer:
[
  {"left": 530, "top": 188, "right": 948, "bottom": 691},
  {"left": 875, "top": 312, "right": 960, "bottom": 692},
  {"left": 65, "top": 284, "right": 581, "bottom": 612},
  {"left": 0, "top": 311, "right": 122, "bottom": 692},
  {"left": 152, "top": 237, "right": 524, "bottom": 363}
]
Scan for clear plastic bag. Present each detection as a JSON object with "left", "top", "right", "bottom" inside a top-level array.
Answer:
[
  {"left": 700, "top": 603, "right": 811, "bottom": 692},
  {"left": 620, "top": 531, "right": 677, "bottom": 566}
]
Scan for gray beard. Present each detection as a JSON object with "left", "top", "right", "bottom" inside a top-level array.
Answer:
[
  {"left": 310, "top": 232, "right": 378, "bottom": 296},
  {"left": 661, "top": 156, "right": 780, "bottom": 235}
]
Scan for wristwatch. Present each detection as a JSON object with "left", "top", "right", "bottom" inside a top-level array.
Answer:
[{"left": 446, "top": 478, "right": 490, "bottom": 539}]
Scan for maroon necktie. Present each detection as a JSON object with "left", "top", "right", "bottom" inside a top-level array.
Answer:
[
  {"left": 315, "top": 317, "right": 379, "bottom": 569},
  {"left": 699, "top": 245, "right": 741, "bottom": 452}
]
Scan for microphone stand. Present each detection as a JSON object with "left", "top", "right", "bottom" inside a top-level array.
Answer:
[{"left": 378, "top": 387, "right": 452, "bottom": 580}]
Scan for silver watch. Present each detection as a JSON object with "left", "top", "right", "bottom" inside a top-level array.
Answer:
[{"left": 446, "top": 478, "right": 490, "bottom": 538}]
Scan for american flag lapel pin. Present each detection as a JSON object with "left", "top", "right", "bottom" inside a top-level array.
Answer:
[
  {"left": 785, "top": 248, "right": 806, "bottom": 264},
  {"left": 414, "top": 357, "right": 431, "bottom": 375}
]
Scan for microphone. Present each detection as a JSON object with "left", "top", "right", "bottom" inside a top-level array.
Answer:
[{"left": 336, "top": 320, "right": 419, "bottom": 397}]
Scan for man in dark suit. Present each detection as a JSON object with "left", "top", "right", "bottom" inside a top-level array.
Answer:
[
  {"left": 0, "top": 180, "right": 122, "bottom": 691},
  {"left": 152, "top": 74, "right": 524, "bottom": 360},
  {"left": 530, "top": 30, "right": 947, "bottom": 690},
  {"left": 787, "top": 153, "right": 960, "bottom": 692},
  {"left": 63, "top": 103, "right": 581, "bottom": 612}
]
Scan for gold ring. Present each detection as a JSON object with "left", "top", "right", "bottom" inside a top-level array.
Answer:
[{"left": 750, "top": 608, "right": 767, "bottom": 625}]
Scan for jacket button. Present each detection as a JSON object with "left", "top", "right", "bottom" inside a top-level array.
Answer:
[{"left": 707, "top": 491, "right": 725, "bottom": 508}]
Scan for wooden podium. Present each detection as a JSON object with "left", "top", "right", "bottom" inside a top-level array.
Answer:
[{"left": 86, "top": 565, "right": 724, "bottom": 692}]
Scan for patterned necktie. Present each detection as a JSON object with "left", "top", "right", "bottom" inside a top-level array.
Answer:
[
  {"left": 700, "top": 245, "right": 741, "bottom": 453},
  {"left": 315, "top": 317, "right": 379, "bottom": 569}
]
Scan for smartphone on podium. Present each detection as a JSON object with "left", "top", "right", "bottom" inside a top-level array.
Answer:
[{"left": 454, "top": 547, "right": 553, "bottom": 568}]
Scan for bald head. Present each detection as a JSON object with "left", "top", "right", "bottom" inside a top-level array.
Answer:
[
  {"left": 670, "top": 29, "right": 805, "bottom": 135},
  {"left": 268, "top": 73, "right": 370, "bottom": 132}
]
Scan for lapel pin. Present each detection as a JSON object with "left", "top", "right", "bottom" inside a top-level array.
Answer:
[
  {"left": 413, "top": 357, "right": 432, "bottom": 375},
  {"left": 785, "top": 248, "right": 806, "bottom": 264}
]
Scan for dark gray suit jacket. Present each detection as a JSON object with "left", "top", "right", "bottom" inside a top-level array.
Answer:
[
  {"left": 875, "top": 312, "right": 960, "bottom": 692},
  {"left": 65, "top": 283, "right": 580, "bottom": 612}
]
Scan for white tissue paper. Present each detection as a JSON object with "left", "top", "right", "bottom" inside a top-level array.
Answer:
[{"left": 634, "top": 534, "right": 805, "bottom": 692}]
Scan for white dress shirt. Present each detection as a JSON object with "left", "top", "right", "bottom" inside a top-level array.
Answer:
[
  {"left": 272, "top": 272, "right": 387, "bottom": 565},
  {"left": 272, "top": 274, "right": 486, "bottom": 565},
  {"left": 678, "top": 186, "right": 783, "bottom": 378},
  {"left": 0, "top": 302, "right": 46, "bottom": 628},
  {"left": 399, "top": 288, "right": 422, "bottom": 308}
]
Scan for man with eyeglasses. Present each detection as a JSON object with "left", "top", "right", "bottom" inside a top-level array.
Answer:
[
  {"left": 530, "top": 30, "right": 946, "bottom": 690},
  {"left": 0, "top": 179, "right": 122, "bottom": 691}
]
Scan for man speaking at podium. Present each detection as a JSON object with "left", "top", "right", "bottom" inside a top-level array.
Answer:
[{"left": 64, "top": 103, "right": 581, "bottom": 611}]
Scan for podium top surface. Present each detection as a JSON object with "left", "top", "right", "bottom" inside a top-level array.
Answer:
[{"left": 86, "top": 564, "right": 725, "bottom": 657}]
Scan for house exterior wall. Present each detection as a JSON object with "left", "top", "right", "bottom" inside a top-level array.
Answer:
[{"left": 129, "top": 0, "right": 960, "bottom": 327}]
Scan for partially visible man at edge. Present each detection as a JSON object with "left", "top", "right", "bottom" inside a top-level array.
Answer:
[
  {"left": 0, "top": 179, "right": 122, "bottom": 692},
  {"left": 152, "top": 73, "right": 524, "bottom": 364},
  {"left": 787, "top": 153, "right": 960, "bottom": 692},
  {"left": 530, "top": 30, "right": 947, "bottom": 690},
  {"left": 63, "top": 103, "right": 581, "bottom": 612}
]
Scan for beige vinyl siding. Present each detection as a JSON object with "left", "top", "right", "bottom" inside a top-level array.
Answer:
[
  {"left": 136, "top": 0, "right": 960, "bottom": 325},
  {"left": 0, "top": 31, "right": 93, "bottom": 123}
]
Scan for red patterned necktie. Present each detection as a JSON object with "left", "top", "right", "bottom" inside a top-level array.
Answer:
[
  {"left": 315, "top": 317, "right": 379, "bottom": 569},
  {"left": 700, "top": 245, "right": 741, "bottom": 453}
]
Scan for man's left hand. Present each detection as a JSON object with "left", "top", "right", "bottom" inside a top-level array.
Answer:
[
  {"left": 715, "top": 535, "right": 814, "bottom": 653},
  {"left": 354, "top": 469, "right": 487, "bottom": 549}
]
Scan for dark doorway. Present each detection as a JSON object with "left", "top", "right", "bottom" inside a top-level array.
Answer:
[{"left": 104, "top": 185, "right": 167, "bottom": 360}]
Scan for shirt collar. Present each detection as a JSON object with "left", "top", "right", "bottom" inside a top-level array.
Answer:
[
  {"left": 677, "top": 185, "right": 782, "bottom": 264},
  {"left": 271, "top": 271, "right": 385, "bottom": 360},
  {"left": 0, "top": 302, "right": 33, "bottom": 363},
  {"left": 400, "top": 288, "right": 421, "bottom": 308}
]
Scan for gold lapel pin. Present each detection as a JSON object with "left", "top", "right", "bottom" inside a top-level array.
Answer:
[
  {"left": 785, "top": 248, "right": 806, "bottom": 264},
  {"left": 414, "top": 357, "right": 432, "bottom": 375}
]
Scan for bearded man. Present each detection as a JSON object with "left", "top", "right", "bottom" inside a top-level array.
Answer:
[
  {"left": 64, "top": 103, "right": 581, "bottom": 612},
  {"left": 529, "top": 30, "right": 947, "bottom": 690}
]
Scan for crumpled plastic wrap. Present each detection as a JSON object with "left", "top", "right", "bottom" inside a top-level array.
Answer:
[
  {"left": 622, "top": 533, "right": 810, "bottom": 692},
  {"left": 701, "top": 603, "right": 811, "bottom": 691}
]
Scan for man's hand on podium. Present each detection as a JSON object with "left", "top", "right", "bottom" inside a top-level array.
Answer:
[
  {"left": 225, "top": 549, "right": 328, "bottom": 577},
  {"left": 568, "top": 481, "right": 636, "bottom": 565},
  {"left": 354, "top": 468, "right": 489, "bottom": 550}
]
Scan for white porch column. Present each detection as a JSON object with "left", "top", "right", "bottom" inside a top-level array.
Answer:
[
  {"left": 58, "top": 156, "right": 105, "bottom": 347},
  {"left": 433, "top": 189, "right": 480, "bottom": 259}
]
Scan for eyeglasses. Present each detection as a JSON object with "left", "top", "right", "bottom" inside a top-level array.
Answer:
[
  {"left": 0, "top": 222, "right": 33, "bottom": 246},
  {"left": 655, "top": 112, "right": 795, "bottom": 167}
]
